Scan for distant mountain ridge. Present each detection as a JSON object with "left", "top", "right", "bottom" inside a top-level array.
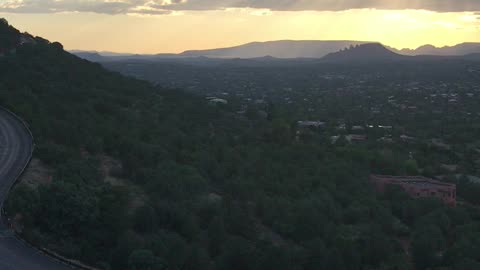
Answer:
[
  {"left": 178, "top": 40, "right": 371, "bottom": 58},
  {"left": 71, "top": 51, "right": 104, "bottom": 62},
  {"left": 322, "top": 43, "right": 404, "bottom": 62},
  {"left": 71, "top": 40, "right": 480, "bottom": 61},
  {"left": 390, "top": 42, "right": 480, "bottom": 56},
  {"left": 72, "top": 40, "right": 371, "bottom": 60}
]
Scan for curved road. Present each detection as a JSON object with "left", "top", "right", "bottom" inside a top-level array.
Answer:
[{"left": 0, "top": 109, "right": 69, "bottom": 270}]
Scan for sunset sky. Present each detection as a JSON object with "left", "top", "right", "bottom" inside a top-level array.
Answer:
[{"left": 1, "top": 0, "right": 479, "bottom": 53}]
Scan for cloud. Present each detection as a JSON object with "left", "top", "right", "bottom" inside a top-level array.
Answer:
[
  {"left": 0, "top": 0, "right": 134, "bottom": 14},
  {"left": 0, "top": 0, "right": 178, "bottom": 15},
  {"left": 1, "top": 0, "right": 480, "bottom": 15},
  {"left": 161, "top": 0, "right": 480, "bottom": 12}
]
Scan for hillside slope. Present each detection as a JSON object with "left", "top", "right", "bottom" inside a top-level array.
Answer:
[{"left": 1, "top": 19, "right": 240, "bottom": 269}]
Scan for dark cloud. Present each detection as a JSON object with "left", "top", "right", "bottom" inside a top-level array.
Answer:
[
  {"left": 0, "top": 0, "right": 134, "bottom": 14},
  {"left": 160, "top": 0, "right": 480, "bottom": 12},
  {"left": 1, "top": 0, "right": 480, "bottom": 15}
]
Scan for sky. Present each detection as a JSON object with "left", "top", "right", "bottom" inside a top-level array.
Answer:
[{"left": 0, "top": 0, "right": 479, "bottom": 53}]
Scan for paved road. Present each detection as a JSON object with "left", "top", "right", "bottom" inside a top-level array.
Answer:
[{"left": 0, "top": 109, "right": 69, "bottom": 270}]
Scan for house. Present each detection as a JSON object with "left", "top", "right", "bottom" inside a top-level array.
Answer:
[
  {"left": 378, "top": 136, "right": 393, "bottom": 143},
  {"left": 441, "top": 164, "right": 458, "bottom": 173},
  {"left": 370, "top": 175, "right": 456, "bottom": 206},
  {"left": 400, "top": 135, "right": 416, "bottom": 142},
  {"left": 431, "top": 139, "right": 451, "bottom": 150},
  {"left": 346, "top": 134, "right": 367, "bottom": 142},
  {"left": 206, "top": 97, "right": 228, "bottom": 105},
  {"left": 336, "top": 123, "right": 346, "bottom": 130},
  {"left": 297, "top": 121, "right": 326, "bottom": 128},
  {"left": 331, "top": 135, "right": 340, "bottom": 144},
  {"left": 352, "top": 125, "right": 365, "bottom": 131}
]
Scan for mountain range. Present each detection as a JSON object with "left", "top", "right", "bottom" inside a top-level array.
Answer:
[
  {"left": 178, "top": 40, "right": 370, "bottom": 58},
  {"left": 391, "top": 42, "right": 480, "bottom": 56},
  {"left": 72, "top": 40, "right": 480, "bottom": 62}
]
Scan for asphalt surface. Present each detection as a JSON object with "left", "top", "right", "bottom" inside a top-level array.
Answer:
[{"left": 0, "top": 109, "right": 69, "bottom": 270}]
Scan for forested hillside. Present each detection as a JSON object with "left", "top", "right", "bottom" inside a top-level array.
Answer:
[
  {"left": 2, "top": 19, "right": 480, "bottom": 270},
  {"left": 0, "top": 18, "right": 20, "bottom": 51}
]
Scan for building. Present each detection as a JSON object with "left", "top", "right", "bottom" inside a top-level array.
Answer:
[
  {"left": 352, "top": 125, "right": 365, "bottom": 131},
  {"left": 370, "top": 175, "right": 456, "bottom": 206},
  {"left": 346, "top": 134, "right": 367, "bottom": 142},
  {"left": 297, "top": 121, "right": 326, "bottom": 128},
  {"left": 206, "top": 97, "right": 228, "bottom": 105},
  {"left": 400, "top": 134, "right": 416, "bottom": 142}
]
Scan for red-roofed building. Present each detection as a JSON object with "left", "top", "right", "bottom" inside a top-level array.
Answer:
[{"left": 370, "top": 175, "right": 456, "bottom": 206}]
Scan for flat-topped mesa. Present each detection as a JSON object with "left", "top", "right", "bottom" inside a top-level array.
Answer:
[
  {"left": 370, "top": 175, "right": 456, "bottom": 206},
  {"left": 179, "top": 40, "right": 371, "bottom": 58}
]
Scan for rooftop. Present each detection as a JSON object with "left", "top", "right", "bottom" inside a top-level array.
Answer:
[{"left": 371, "top": 175, "right": 455, "bottom": 189}]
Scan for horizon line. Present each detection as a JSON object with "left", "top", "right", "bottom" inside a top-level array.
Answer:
[{"left": 67, "top": 39, "right": 480, "bottom": 55}]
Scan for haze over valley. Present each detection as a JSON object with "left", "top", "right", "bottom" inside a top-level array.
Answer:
[{"left": 72, "top": 40, "right": 480, "bottom": 61}]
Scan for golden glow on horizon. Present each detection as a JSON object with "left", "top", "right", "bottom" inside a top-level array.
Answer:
[{"left": 1, "top": 9, "right": 479, "bottom": 53}]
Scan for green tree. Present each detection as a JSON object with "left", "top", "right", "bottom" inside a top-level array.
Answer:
[{"left": 133, "top": 205, "right": 157, "bottom": 233}]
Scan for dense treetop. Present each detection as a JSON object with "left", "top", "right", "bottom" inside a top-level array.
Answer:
[{"left": 0, "top": 18, "right": 20, "bottom": 50}]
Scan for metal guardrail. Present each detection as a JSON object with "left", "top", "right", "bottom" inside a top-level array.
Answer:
[{"left": 0, "top": 106, "right": 98, "bottom": 270}]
